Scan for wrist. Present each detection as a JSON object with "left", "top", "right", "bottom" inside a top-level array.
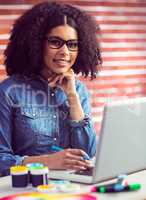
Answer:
[
  {"left": 67, "top": 92, "right": 79, "bottom": 102},
  {"left": 22, "top": 156, "right": 29, "bottom": 165},
  {"left": 68, "top": 114, "right": 90, "bottom": 127},
  {"left": 22, "top": 155, "right": 44, "bottom": 165},
  {"left": 67, "top": 91, "right": 77, "bottom": 96}
]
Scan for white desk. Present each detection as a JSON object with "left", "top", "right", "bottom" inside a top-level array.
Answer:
[{"left": 0, "top": 170, "right": 146, "bottom": 200}]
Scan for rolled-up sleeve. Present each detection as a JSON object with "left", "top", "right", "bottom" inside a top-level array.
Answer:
[
  {"left": 68, "top": 82, "right": 98, "bottom": 158},
  {"left": 0, "top": 88, "right": 23, "bottom": 176}
]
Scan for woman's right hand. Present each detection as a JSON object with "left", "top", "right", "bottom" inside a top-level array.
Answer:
[
  {"left": 23, "top": 149, "right": 92, "bottom": 171},
  {"left": 45, "top": 149, "right": 92, "bottom": 170}
]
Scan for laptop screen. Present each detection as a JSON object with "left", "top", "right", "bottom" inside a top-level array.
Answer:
[{"left": 93, "top": 98, "right": 146, "bottom": 183}]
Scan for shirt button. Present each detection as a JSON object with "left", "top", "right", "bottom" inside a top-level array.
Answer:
[
  {"left": 53, "top": 115, "right": 57, "bottom": 118},
  {"left": 32, "top": 113, "right": 36, "bottom": 117},
  {"left": 51, "top": 93, "right": 55, "bottom": 96},
  {"left": 54, "top": 138, "right": 57, "bottom": 141}
]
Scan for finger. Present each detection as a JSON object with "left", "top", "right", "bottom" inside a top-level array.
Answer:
[
  {"left": 62, "top": 149, "right": 82, "bottom": 161},
  {"left": 67, "top": 68, "right": 74, "bottom": 75},
  {"left": 63, "top": 150, "right": 83, "bottom": 161},
  {"left": 66, "top": 149, "right": 89, "bottom": 158},
  {"left": 65, "top": 152, "right": 85, "bottom": 162},
  {"left": 65, "top": 164, "right": 87, "bottom": 171},
  {"left": 64, "top": 154, "right": 92, "bottom": 169},
  {"left": 84, "top": 160, "right": 92, "bottom": 165},
  {"left": 62, "top": 69, "right": 74, "bottom": 79},
  {"left": 64, "top": 158, "right": 89, "bottom": 168},
  {"left": 47, "top": 74, "right": 59, "bottom": 82},
  {"left": 48, "top": 76, "right": 61, "bottom": 87},
  {"left": 58, "top": 75, "right": 65, "bottom": 85}
]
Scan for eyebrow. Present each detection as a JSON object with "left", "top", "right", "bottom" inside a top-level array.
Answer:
[{"left": 46, "top": 36, "right": 78, "bottom": 41}]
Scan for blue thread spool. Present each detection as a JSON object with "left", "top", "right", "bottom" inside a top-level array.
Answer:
[
  {"left": 30, "top": 166, "right": 49, "bottom": 187},
  {"left": 10, "top": 166, "right": 29, "bottom": 188}
]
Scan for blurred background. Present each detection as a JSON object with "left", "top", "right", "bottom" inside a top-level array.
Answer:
[{"left": 0, "top": 0, "right": 146, "bottom": 134}]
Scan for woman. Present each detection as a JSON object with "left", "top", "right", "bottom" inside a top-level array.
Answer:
[{"left": 0, "top": 1, "right": 102, "bottom": 176}]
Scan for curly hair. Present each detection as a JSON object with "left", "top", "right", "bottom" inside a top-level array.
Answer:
[{"left": 4, "top": 1, "right": 102, "bottom": 79}]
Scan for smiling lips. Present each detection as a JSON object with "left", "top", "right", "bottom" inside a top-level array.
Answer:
[{"left": 53, "top": 59, "right": 70, "bottom": 67}]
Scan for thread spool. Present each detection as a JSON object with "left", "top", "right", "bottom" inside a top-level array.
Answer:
[
  {"left": 30, "top": 166, "right": 49, "bottom": 187},
  {"left": 58, "top": 182, "right": 81, "bottom": 193},
  {"left": 37, "top": 184, "right": 57, "bottom": 193},
  {"left": 26, "top": 163, "right": 44, "bottom": 184},
  {"left": 10, "top": 166, "right": 28, "bottom": 188}
]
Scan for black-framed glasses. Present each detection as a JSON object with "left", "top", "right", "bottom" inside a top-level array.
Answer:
[{"left": 46, "top": 36, "right": 78, "bottom": 51}]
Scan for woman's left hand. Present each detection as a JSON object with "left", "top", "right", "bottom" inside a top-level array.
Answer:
[
  {"left": 48, "top": 69, "right": 77, "bottom": 95},
  {"left": 47, "top": 68, "right": 84, "bottom": 121}
]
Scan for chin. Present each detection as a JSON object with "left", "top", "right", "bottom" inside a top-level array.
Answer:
[{"left": 54, "top": 68, "right": 70, "bottom": 74}]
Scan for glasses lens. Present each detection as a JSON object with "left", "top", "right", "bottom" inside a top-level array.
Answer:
[
  {"left": 47, "top": 38, "right": 63, "bottom": 49},
  {"left": 67, "top": 41, "right": 78, "bottom": 51},
  {"left": 46, "top": 37, "right": 78, "bottom": 51}
]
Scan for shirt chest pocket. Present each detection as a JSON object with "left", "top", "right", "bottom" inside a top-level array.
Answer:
[{"left": 14, "top": 106, "right": 59, "bottom": 138}]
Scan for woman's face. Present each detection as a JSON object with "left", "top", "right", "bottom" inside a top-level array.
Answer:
[{"left": 43, "top": 25, "right": 78, "bottom": 75}]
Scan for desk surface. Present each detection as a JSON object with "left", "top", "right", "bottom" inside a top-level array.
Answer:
[{"left": 0, "top": 170, "right": 146, "bottom": 200}]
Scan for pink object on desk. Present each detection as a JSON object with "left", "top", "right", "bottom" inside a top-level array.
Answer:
[{"left": 0, "top": 192, "right": 97, "bottom": 200}]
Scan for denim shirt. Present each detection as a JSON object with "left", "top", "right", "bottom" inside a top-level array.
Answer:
[{"left": 0, "top": 75, "right": 97, "bottom": 176}]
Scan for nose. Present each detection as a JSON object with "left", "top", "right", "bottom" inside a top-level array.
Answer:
[{"left": 59, "top": 43, "right": 70, "bottom": 55}]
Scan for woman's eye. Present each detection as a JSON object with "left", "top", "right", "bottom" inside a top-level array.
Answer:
[
  {"left": 68, "top": 42, "right": 78, "bottom": 49},
  {"left": 51, "top": 40, "right": 60, "bottom": 46}
]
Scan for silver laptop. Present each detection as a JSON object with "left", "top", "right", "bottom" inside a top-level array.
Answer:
[{"left": 48, "top": 98, "right": 146, "bottom": 183}]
